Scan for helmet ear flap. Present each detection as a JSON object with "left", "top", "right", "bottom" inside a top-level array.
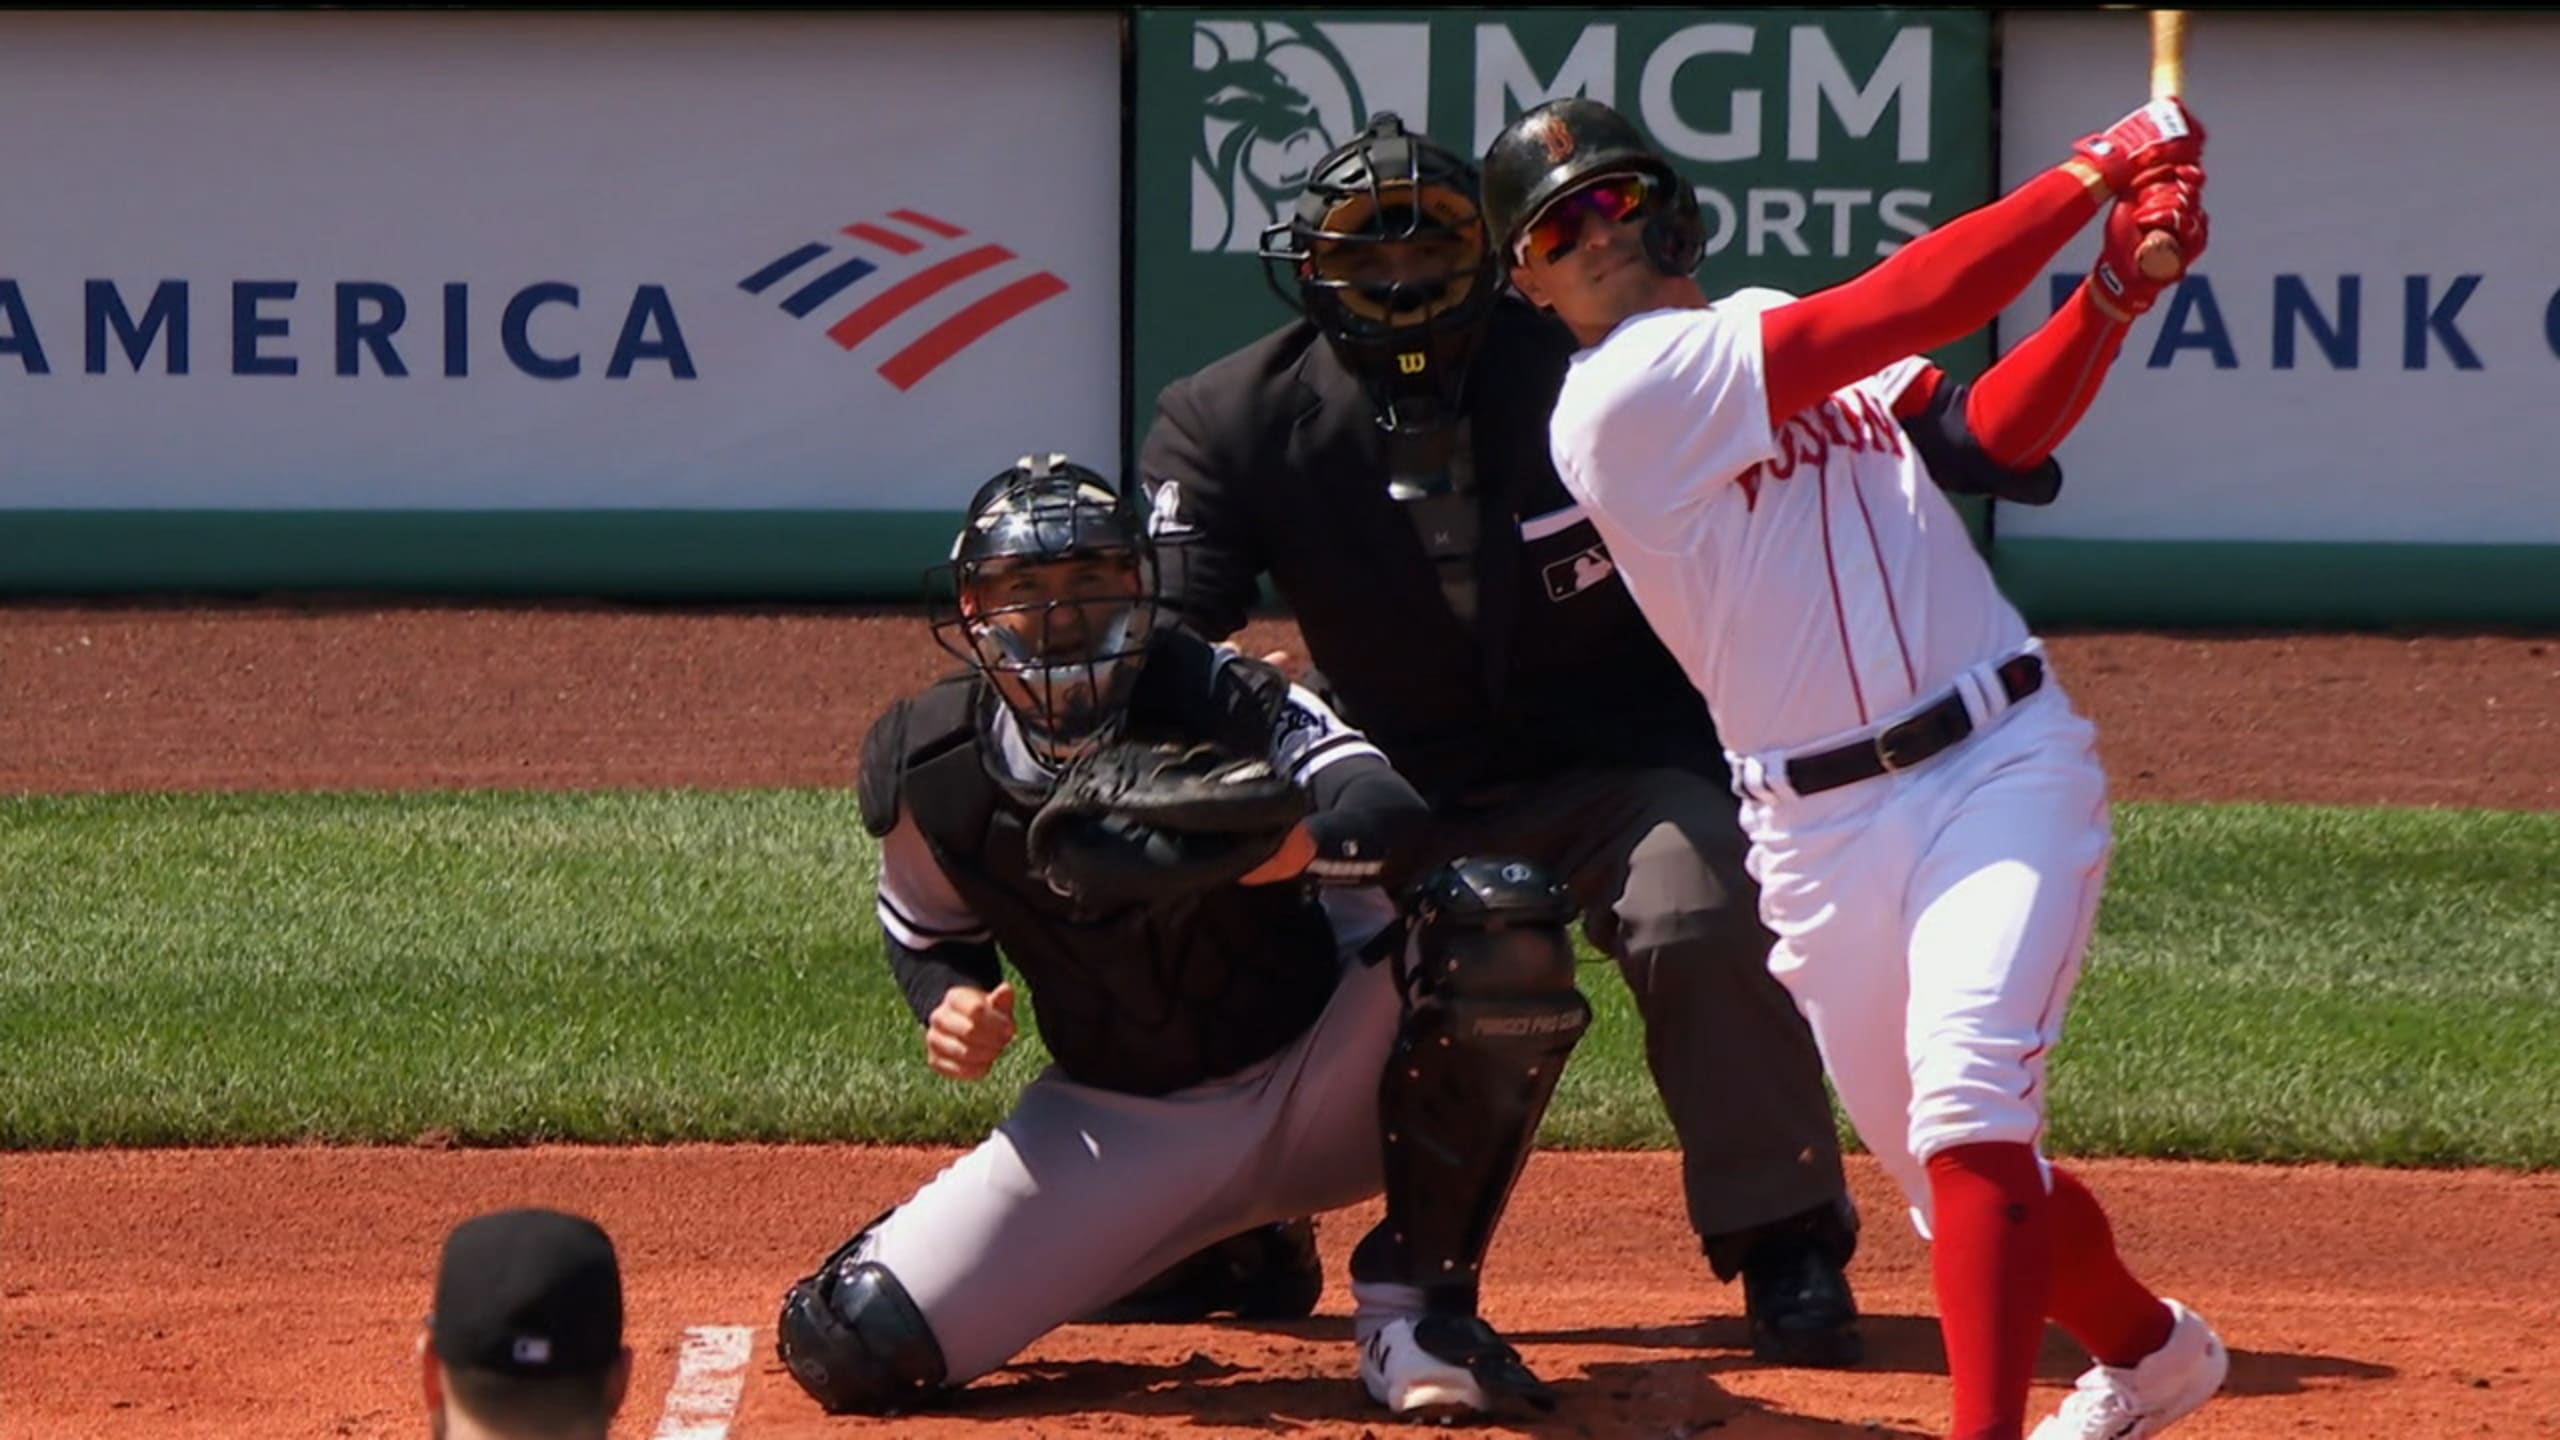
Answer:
[{"left": 1640, "top": 176, "right": 1707, "bottom": 277}]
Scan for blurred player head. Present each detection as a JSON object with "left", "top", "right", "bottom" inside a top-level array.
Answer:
[{"left": 932, "top": 455, "right": 1160, "bottom": 767}]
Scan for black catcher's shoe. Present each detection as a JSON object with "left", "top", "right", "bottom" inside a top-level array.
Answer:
[{"left": 1079, "top": 1217, "right": 1324, "bottom": 1325}]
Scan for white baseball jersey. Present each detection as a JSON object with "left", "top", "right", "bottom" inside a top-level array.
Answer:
[{"left": 1546, "top": 287, "right": 2033, "bottom": 758}]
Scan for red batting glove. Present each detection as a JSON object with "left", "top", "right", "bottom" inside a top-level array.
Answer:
[
  {"left": 2069, "top": 98, "right": 2205, "bottom": 196},
  {"left": 2090, "top": 163, "right": 2209, "bottom": 321}
]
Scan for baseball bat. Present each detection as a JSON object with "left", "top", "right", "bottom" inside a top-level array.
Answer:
[{"left": 2135, "top": 10, "right": 2189, "bottom": 282}]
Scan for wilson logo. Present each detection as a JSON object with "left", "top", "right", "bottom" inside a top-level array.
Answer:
[{"left": 739, "top": 209, "right": 1068, "bottom": 391}]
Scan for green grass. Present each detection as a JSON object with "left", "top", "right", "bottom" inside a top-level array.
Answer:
[
  {"left": 0, "top": 792, "right": 1034, "bottom": 1146},
  {"left": 2054, "top": 803, "right": 2560, "bottom": 1168},
  {"left": 3, "top": 793, "right": 2554, "bottom": 1168}
]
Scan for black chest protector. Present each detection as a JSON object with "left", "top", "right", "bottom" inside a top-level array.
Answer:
[{"left": 874, "top": 638, "right": 1347, "bottom": 1097}]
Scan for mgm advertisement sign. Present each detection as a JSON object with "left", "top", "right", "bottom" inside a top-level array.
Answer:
[{"left": 1131, "top": 8, "right": 1993, "bottom": 442}]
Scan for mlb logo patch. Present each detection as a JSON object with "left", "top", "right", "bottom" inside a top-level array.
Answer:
[{"left": 1542, "top": 544, "right": 1615, "bottom": 601}]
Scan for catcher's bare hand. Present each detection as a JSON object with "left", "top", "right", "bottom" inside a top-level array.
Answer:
[{"left": 925, "top": 982, "right": 1016, "bottom": 1081}]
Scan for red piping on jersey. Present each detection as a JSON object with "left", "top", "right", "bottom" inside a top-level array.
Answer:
[
  {"left": 1848, "top": 475, "right": 1919, "bottom": 695},
  {"left": 1761, "top": 166, "right": 2105, "bottom": 428},
  {"left": 1816, "top": 468, "right": 1871, "bottom": 725}
]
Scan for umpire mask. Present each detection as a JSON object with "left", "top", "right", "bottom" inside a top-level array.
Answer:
[
  {"left": 929, "top": 455, "right": 1161, "bottom": 768},
  {"left": 1259, "top": 113, "right": 1500, "bottom": 435}
]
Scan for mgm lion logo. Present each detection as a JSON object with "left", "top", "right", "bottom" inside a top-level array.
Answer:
[{"left": 1187, "top": 20, "right": 1429, "bottom": 254}]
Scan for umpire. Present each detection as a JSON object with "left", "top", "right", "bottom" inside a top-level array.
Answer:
[{"left": 1121, "top": 114, "right": 1863, "bottom": 1366}]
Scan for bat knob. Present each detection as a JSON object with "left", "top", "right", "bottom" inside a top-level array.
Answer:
[{"left": 2135, "top": 230, "right": 2184, "bottom": 282}]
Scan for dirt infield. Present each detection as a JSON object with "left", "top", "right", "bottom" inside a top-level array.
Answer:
[
  {"left": 4, "top": 602, "right": 2559, "bottom": 1438},
  {"left": 7, "top": 1147, "right": 2558, "bottom": 1440},
  {"left": 3, "top": 601, "right": 2554, "bottom": 808}
]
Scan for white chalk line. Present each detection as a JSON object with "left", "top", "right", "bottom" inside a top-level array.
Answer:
[{"left": 650, "top": 1323, "right": 754, "bottom": 1440}]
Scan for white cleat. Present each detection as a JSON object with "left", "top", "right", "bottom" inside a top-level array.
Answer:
[
  {"left": 2031, "top": 1297, "right": 2229, "bottom": 1439},
  {"left": 1359, "top": 1314, "right": 1556, "bottom": 1425}
]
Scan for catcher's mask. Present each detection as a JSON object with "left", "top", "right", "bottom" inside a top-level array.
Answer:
[
  {"left": 1480, "top": 98, "right": 1706, "bottom": 282},
  {"left": 929, "top": 454, "right": 1160, "bottom": 768},
  {"left": 1258, "top": 113, "right": 1499, "bottom": 434}
]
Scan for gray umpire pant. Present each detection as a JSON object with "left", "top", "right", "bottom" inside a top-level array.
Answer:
[{"left": 1416, "top": 764, "right": 1847, "bottom": 1243}]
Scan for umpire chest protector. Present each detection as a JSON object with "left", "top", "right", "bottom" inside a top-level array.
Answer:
[{"left": 865, "top": 637, "right": 1345, "bottom": 1098}]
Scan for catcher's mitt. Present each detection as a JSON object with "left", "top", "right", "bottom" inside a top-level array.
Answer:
[{"left": 1026, "top": 740, "right": 1309, "bottom": 907}]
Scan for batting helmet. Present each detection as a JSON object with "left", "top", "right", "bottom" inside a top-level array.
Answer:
[
  {"left": 1258, "top": 113, "right": 1499, "bottom": 432},
  {"left": 928, "top": 454, "right": 1160, "bottom": 766},
  {"left": 1479, "top": 98, "right": 1706, "bottom": 280}
]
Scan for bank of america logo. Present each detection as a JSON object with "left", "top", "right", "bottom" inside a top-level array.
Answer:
[{"left": 739, "top": 209, "right": 1068, "bottom": 390}]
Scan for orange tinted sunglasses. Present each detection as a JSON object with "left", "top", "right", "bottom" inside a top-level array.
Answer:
[{"left": 1516, "top": 174, "right": 1658, "bottom": 265}]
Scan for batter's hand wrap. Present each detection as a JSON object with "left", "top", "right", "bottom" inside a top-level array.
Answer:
[{"left": 1025, "top": 740, "right": 1310, "bottom": 908}]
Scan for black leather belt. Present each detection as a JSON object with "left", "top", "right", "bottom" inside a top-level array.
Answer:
[{"left": 1782, "top": 653, "right": 2046, "bottom": 796}]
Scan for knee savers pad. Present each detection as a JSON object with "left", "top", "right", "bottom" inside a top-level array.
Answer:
[
  {"left": 775, "top": 1241, "right": 948, "bottom": 1415},
  {"left": 1375, "top": 857, "right": 1593, "bottom": 1285},
  {"left": 1402, "top": 855, "right": 1584, "bottom": 1003}
]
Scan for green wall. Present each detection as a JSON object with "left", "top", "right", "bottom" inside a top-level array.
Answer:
[{"left": 0, "top": 512, "right": 961, "bottom": 600}]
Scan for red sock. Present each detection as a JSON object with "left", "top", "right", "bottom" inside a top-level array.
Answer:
[
  {"left": 1926, "top": 1142, "right": 2053, "bottom": 1440},
  {"left": 2046, "top": 1166, "right": 2175, "bottom": 1367}
]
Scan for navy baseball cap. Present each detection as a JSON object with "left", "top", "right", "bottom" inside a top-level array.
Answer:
[{"left": 429, "top": 1208, "right": 624, "bottom": 1377}]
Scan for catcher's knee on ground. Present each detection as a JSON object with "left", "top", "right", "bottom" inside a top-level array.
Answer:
[
  {"left": 775, "top": 1226, "right": 949, "bottom": 1416},
  {"left": 1358, "top": 857, "right": 1592, "bottom": 1302}
]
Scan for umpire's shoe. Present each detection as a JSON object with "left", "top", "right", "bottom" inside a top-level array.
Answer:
[
  {"left": 1707, "top": 1199, "right": 1865, "bottom": 1368},
  {"left": 1078, "top": 1218, "right": 1323, "bottom": 1325}
]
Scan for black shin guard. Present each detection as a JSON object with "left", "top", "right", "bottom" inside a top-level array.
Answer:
[{"left": 1364, "top": 857, "right": 1591, "bottom": 1306}]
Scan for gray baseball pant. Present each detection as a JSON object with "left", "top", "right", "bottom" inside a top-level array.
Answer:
[{"left": 851, "top": 947, "right": 1403, "bottom": 1386}]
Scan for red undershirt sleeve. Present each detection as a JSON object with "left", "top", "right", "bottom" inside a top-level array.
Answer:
[
  {"left": 1958, "top": 280, "right": 2133, "bottom": 467},
  {"left": 1761, "top": 165, "right": 2105, "bottom": 425}
]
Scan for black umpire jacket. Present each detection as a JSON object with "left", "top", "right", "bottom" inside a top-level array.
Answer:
[
  {"left": 1142, "top": 298, "right": 1716, "bottom": 807},
  {"left": 1139, "top": 294, "right": 2060, "bottom": 810}
]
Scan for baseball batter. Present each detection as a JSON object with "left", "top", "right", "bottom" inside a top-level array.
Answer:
[
  {"left": 1476, "top": 98, "right": 2227, "bottom": 1440},
  {"left": 773, "top": 455, "right": 1585, "bottom": 1423}
]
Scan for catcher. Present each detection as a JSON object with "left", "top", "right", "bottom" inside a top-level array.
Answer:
[{"left": 775, "top": 454, "right": 1592, "bottom": 1424}]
